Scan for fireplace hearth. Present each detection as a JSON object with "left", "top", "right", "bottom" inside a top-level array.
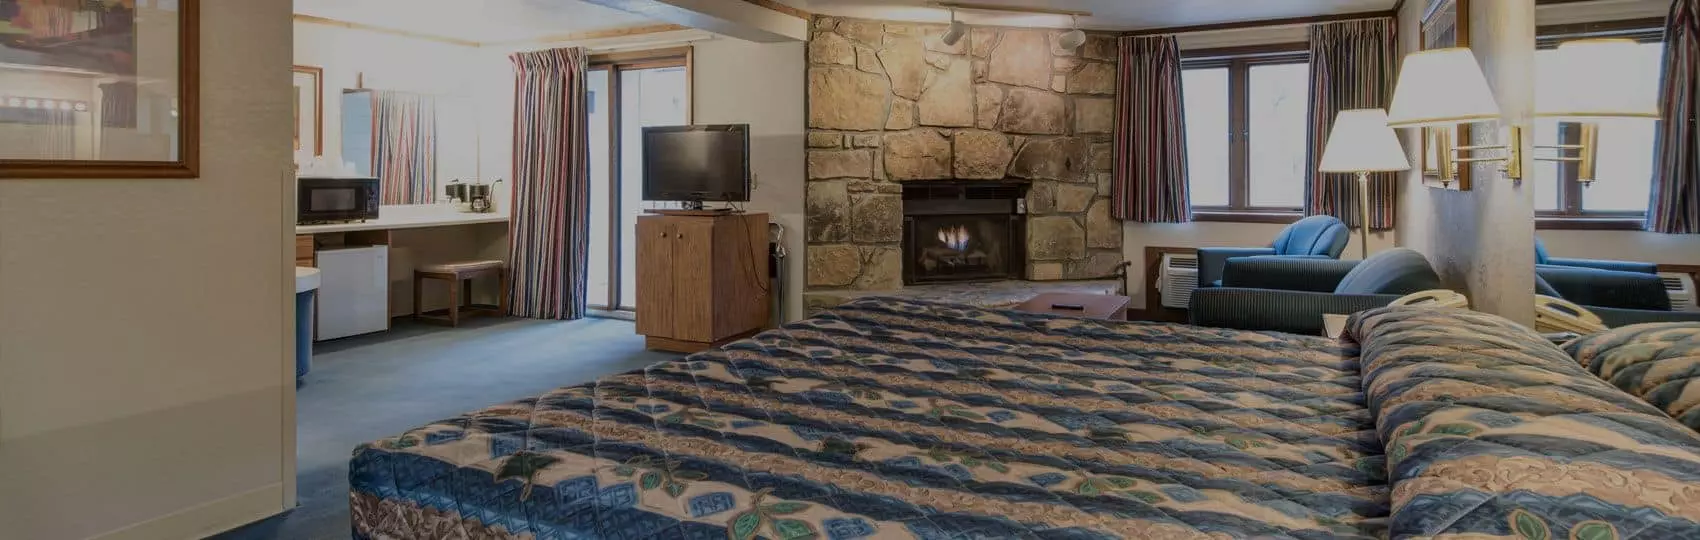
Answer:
[{"left": 902, "top": 182, "right": 1026, "bottom": 285}]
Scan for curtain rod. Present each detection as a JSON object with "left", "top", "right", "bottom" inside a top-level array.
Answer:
[{"left": 1123, "top": 9, "right": 1396, "bottom": 37}]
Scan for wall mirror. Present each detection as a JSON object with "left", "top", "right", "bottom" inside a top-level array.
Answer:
[{"left": 339, "top": 89, "right": 477, "bottom": 205}]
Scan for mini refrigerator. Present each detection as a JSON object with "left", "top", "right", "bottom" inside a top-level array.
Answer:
[{"left": 316, "top": 245, "right": 389, "bottom": 340}]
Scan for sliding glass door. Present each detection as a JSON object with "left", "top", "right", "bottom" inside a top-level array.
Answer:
[{"left": 586, "top": 50, "right": 691, "bottom": 312}]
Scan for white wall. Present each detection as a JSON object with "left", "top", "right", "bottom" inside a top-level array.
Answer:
[
  {"left": 691, "top": 37, "right": 808, "bottom": 322},
  {"left": 0, "top": 1, "right": 294, "bottom": 538},
  {"left": 1539, "top": 231, "right": 1700, "bottom": 265}
]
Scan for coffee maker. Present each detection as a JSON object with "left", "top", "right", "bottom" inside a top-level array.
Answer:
[{"left": 443, "top": 179, "right": 503, "bottom": 213}]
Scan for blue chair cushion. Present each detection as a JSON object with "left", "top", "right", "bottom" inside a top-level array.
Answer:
[
  {"left": 1333, "top": 248, "right": 1444, "bottom": 295},
  {"left": 1534, "top": 237, "right": 1552, "bottom": 265},
  {"left": 1273, "top": 215, "right": 1350, "bottom": 257}
]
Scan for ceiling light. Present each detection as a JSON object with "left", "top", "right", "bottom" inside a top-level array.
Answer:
[
  {"left": 941, "top": 8, "right": 966, "bottom": 46},
  {"left": 1058, "top": 15, "right": 1085, "bottom": 50}
]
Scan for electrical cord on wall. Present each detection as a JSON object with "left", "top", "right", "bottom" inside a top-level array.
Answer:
[{"left": 734, "top": 213, "right": 771, "bottom": 296}]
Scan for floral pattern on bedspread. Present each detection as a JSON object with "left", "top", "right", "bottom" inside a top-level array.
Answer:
[
  {"left": 1348, "top": 307, "right": 1700, "bottom": 540},
  {"left": 350, "top": 298, "right": 1390, "bottom": 539},
  {"left": 1564, "top": 322, "right": 1700, "bottom": 431}
]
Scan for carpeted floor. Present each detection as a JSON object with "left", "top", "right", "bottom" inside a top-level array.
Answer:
[{"left": 214, "top": 316, "right": 679, "bottom": 540}]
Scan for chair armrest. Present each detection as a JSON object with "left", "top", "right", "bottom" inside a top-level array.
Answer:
[
  {"left": 1197, "top": 247, "right": 1276, "bottom": 288},
  {"left": 1535, "top": 265, "right": 1672, "bottom": 311},
  {"left": 1548, "top": 257, "right": 1658, "bottom": 274},
  {"left": 1221, "top": 257, "right": 1359, "bottom": 292},
  {"left": 1588, "top": 306, "right": 1700, "bottom": 327},
  {"left": 1188, "top": 288, "right": 1402, "bottom": 335}
]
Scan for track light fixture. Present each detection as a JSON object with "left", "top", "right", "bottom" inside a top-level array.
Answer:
[
  {"left": 1058, "top": 14, "right": 1086, "bottom": 50},
  {"left": 933, "top": 2, "right": 1092, "bottom": 49},
  {"left": 941, "top": 8, "right": 967, "bottom": 46}
]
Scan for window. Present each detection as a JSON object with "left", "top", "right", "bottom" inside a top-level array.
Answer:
[
  {"left": 1182, "top": 48, "right": 1310, "bottom": 219},
  {"left": 1532, "top": 24, "right": 1663, "bottom": 227},
  {"left": 586, "top": 49, "right": 691, "bottom": 311}
]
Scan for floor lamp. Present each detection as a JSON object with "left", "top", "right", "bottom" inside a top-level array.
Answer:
[{"left": 1318, "top": 109, "right": 1411, "bottom": 260}]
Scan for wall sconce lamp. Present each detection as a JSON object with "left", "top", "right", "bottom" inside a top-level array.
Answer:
[
  {"left": 1387, "top": 41, "right": 1658, "bottom": 185},
  {"left": 1386, "top": 48, "right": 1520, "bottom": 180},
  {"left": 1532, "top": 38, "right": 1659, "bottom": 186}
]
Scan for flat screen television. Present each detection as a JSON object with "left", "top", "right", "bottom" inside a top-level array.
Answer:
[{"left": 641, "top": 124, "right": 751, "bottom": 202}]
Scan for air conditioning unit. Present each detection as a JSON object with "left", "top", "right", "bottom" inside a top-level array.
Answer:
[
  {"left": 1157, "top": 253, "right": 1199, "bottom": 309},
  {"left": 1661, "top": 272, "right": 1698, "bottom": 312}
]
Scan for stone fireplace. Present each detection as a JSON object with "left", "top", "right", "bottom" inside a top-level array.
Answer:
[
  {"left": 803, "top": 15, "right": 1125, "bottom": 304},
  {"left": 903, "top": 182, "right": 1026, "bottom": 284}
]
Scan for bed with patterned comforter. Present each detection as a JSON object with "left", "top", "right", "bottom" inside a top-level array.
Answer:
[{"left": 350, "top": 299, "right": 1700, "bottom": 539}]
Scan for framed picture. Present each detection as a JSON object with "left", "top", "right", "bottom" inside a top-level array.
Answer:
[
  {"left": 1420, "top": 0, "right": 1471, "bottom": 191},
  {"left": 0, "top": 0, "right": 199, "bottom": 178},
  {"left": 293, "top": 65, "right": 323, "bottom": 157}
]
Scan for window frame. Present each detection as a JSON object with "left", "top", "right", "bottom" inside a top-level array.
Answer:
[
  {"left": 1532, "top": 20, "right": 1663, "bottom": 230},
  {"left": 1181, "top": 43, "right": 1310, "bottom": 223},
  {"left": 586, "top": 47, "right": 693, "bottom": 312}
]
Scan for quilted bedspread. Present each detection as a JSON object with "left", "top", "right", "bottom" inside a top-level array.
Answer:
[
  {"left": 351, "top": 298, "right": 1387, "bottom": 539},
  {"left": 1563, "top": 322, "right": 1700, "bottom": 430},
  {"left": 350, "top": 300, "right": 1700, "bottom": 539}
]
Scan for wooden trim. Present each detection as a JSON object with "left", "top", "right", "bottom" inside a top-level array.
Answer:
[
  {"left": 936, "top": 1, "right": 1092, "bottom": 17},
  {"left": 1, "top": 0, "right": 199, "bottom": 179},
  {"left": 1192, "top": 211, "right": 1304, "bottom": 224},
  {"left": 741, "top": 0, "right": 810, "bottom": 20},
  {"left": 1182, "top": 50, "right": 1308, "bottom": 213},
  {"left": 1181, "top": 42, "right": 1309, "bottom": 60},
  {"left": 292, "top": 13, "right": 481, "bottom": 47},
  {"left": 1124, "top": 9, "right": 1394, "bottom": 37},
  {"left": 292, "top": 65, "right": 325, "bottom": 157},
  {"left": 1227, "top": 59, "right": 1249, "bottom": 210},
  {"left": 1535, "top": 216, "right": 1648, "bottom": 230},
  {"left": 1659, "top": 264, "right": 1700, "bottom": 281},
  {"left": 1132, "top": 246, "right": 1197, "bottom": 323},
  {"left": 686, "top": 47, "right": 696, "bottom": 125},
  {"left": 489, "top": 23, "right": 692, "bottom": 47},
  {"left": 590, "top": 46, "right": 694, "bottom": 66},
  {"left": 1537, "top": 18, "right": 1665, "bottom": 45}
]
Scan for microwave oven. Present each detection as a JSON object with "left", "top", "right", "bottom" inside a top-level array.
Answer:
[{"left": 298, "top": 176, "right": 381, "bottom": 224}]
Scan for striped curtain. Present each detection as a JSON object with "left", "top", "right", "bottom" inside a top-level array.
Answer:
[
  {"left": 508, "top": 47, "right": 591, "bottom": 320},
  {"left": 1112, "top": 35, "right": 1191, "bottom": 223},
  {"left": 99, "top": 82, "right": 136, "bottom": 129},
  {"left": 1648, "top": 0, "right": 1700, "bottom": 233},
  {"left": 372, "top": 91, "right": 437, "bottom": 205},
  {"left": 1305, "top": 18, "right": 1399, "bottom": 230}
]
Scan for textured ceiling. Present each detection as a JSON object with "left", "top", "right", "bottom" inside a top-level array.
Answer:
[
  {"left": 792, "top": 0, "right": 1399, "bottom": 30},
  {"left": 293, "top": 0, "right": 657, "bottom": 43}
]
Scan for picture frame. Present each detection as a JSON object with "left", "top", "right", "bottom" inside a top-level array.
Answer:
[
  {"left": 1420, "top": 0, "right": 1471, "bottom": 191},
  {"left": 0, "top": 0, "right": 200, "bottom": 179},
  {"left": 293, "top": 65, "right": 324, "bottom": 157}
]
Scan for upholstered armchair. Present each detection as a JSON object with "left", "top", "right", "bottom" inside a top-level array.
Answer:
[
  {"left": 1189, "top": 248, "right": 1445, "bottom": 334},
  {"left": 1197, "top": 215, "right": 1351, "bottom": 288},
  {"left": 1535, "top": 266, "right": 1700, "bottom": 326}
]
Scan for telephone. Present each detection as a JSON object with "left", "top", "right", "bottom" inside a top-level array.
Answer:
[
  {"left": 1392, "top": 289, "right": 1471, "bottom": 309},
  {"left": 1534, "top": 295, "right": 1608, "bottom": 334}
]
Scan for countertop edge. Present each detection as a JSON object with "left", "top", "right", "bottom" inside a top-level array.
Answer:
[{"left": 295, "top": 215, "right": 510, "bottom": 235}]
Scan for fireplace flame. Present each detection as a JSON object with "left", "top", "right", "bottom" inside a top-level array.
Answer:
[{"left": 938, "top": 225, "right": 971, "bottom": 251}]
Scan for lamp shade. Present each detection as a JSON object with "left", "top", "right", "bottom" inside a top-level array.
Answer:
[
  {"left": 1386, "top": 48, "right": 1502, "bottom": 128},
  {"left": 1319, "top": 109, "right": 1411, "bottom": 172},
  {"left": 1535, "top": 38, "right": 1659, "bottom": 120}
]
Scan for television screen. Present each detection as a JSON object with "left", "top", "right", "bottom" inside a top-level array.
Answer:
[{"left": 641, "top": 124, "right": 750, "bottom": 202}]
